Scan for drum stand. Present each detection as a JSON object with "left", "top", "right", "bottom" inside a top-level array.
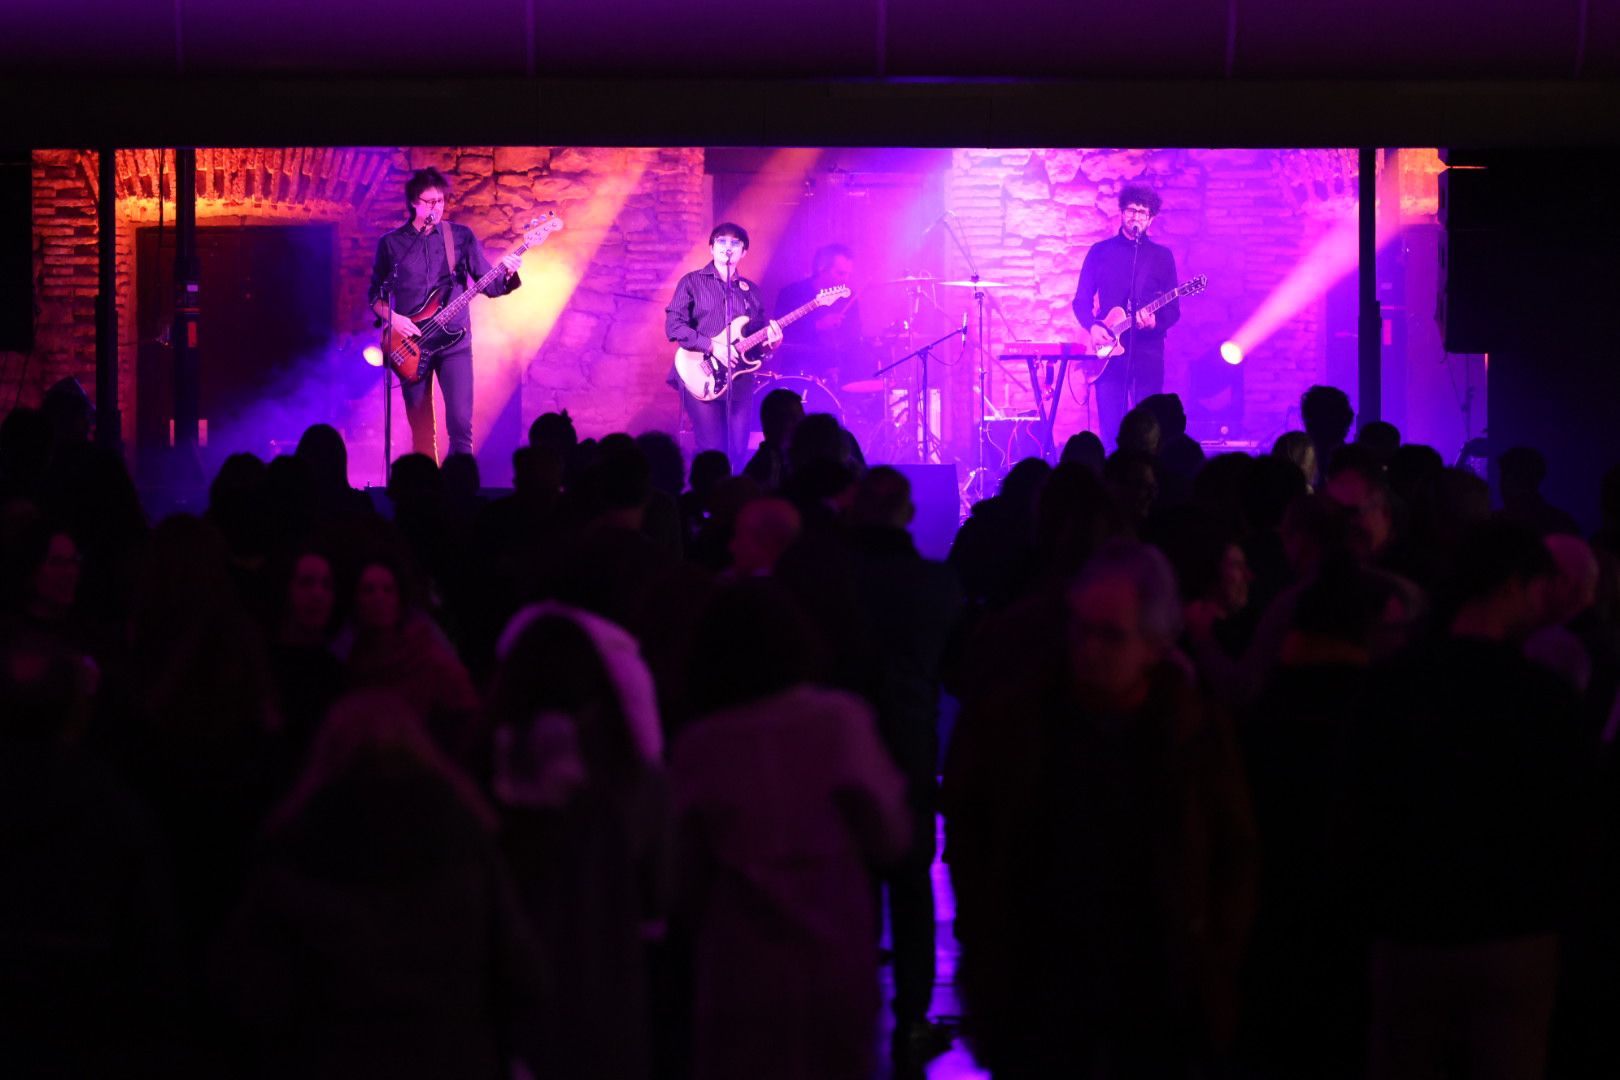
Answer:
[{"left": 874, "top": 323, "right": 963, "bottom": 464}]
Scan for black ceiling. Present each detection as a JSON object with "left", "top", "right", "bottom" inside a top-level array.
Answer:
[{"left": 4, "top": 0, "right": 1620, "bottom": 146}]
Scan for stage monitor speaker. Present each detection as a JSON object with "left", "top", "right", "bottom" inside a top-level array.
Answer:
[
  {"left": 891, "top": 462, "right": 959, "bottom": 562},
  {"left": 0, "top": 156, "right": 33, "bottom": 352},
  {"left": 1187, "top": 348, "right": 1244, "bottom": 428}
]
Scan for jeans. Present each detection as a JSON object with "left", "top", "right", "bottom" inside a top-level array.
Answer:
[
  {"left": 400, "top": 340, "right": 474, "bottom": 461},
  {"left": 682, "top": 373, "right": 756, "bottom": 466},
  {"left": 1095, "top": 351, "right": 1163, "bottom": 451}
]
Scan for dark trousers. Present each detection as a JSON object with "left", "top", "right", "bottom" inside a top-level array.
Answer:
[
  {"left": 682, "top": 374, "right": 755, "bottom": 466},
  {"left": 401, "top": 341, "right": 474, "bottom": 461},
  {"left": 883, "top": 804, "right": 939, "bottom": 1026},
  {"left": 1095, "top": 351, "right": 1163, "bottom": 450}
]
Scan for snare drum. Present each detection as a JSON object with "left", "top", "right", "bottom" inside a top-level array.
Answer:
[{"left": 749, "top": 375, "right": 844, "bottom": 432}]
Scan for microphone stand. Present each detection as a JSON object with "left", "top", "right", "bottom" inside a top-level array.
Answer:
[
  {"left": 1123, "top": 228, "right": 1143, "bottom": 418},
  {"left": 722, "top": 250, "right": 735, "bottom": 465},
  {"left": 375, "top": 258, "right": 405, "bottom": 488},
  {"left": 874, "top": 323, "right": 962, "bottom": 464},
  {"left": 941, "top": 214, "right": 992, "bottom": 497}
]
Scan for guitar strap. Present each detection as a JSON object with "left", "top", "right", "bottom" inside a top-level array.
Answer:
[{"left": 439, "top": 221, "right": 460, "bottom": 289}]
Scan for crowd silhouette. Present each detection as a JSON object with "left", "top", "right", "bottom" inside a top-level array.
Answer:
[{"left": 3, "top": 376, "right": 1619, "bottom": 1080}]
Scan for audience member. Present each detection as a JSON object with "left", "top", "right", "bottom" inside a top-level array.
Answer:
[
  {"left": 488, "top": 605, "right": 670, "bottom": 1080},
  {"left": 212, "top": 689, "right": 542, "bottom": 1079},
  {"left": 673, "top": 580, "right": 909, "bottom": 1080},
  {"left": 1352, "top": 519, "right": 1591, "bottom": 1080},
  {"left": 1300, "top": 384, "right": 1354, "bottom": 487},
  {"left": 944, "top": 540, "right": 1257, "bottom": 1077}
]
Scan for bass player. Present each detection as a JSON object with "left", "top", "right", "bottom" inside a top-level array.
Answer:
[{"left": 369, "top": 167, "right": 523, "bottom": 461}]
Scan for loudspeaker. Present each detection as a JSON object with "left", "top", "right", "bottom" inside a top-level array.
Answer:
[
  {"left": 1187, "top": 348, "right": 1244, "bottom": 426},
  {"left": 0, "top": 155, "right": 32, "bottom": 352},
  {"left": 1436, "top": 163, "right": 1512, "bottom": 354},
  {"left": 892, "top": 462, "right": 959, "bottom": 561},
  {"left": 1438, "top": 226, "right": 1504, "bottom": 354}
]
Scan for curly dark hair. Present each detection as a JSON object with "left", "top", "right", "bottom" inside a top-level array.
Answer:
[{"left": 1117, "top": 184, "right": 1162, "bottom": 216}]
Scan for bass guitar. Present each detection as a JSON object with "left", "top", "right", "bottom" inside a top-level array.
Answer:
[
  {"left": 1089, "top": 273, "right": 1208, "bottom": 376},
  {"left": 673, "top": 285, "right": 851, "bottom": 401},
  {"left": 380, "top": 212, "right": 564, "bottom": 384}
]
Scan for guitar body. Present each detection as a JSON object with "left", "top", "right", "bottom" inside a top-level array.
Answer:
[
  {"left": 673, "top": 315, "right": 761, "bottom": 401},
  {"left": 1093, "top": 305, "right": 1134, "bottom": 361},
  {"left": 381, "top": 283, "right": 468, "bottom": 384},
  {"left": 1083, "top": 276, "right": 1208, "bottom": 382}
]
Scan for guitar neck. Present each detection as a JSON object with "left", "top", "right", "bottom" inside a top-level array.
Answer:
[
  {"left": 732, "top": 294, "right": 826, "bottom": 352},
  {"left": 1138, "top": 285, "right": 1186, "bottom": 318},
  {"left": 428, "top": 234, "right": 534, "bottom": 328}
]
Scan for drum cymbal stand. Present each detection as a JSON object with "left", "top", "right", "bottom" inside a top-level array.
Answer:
[
  {"left": 874, "top": 321, "right": 965, "bottom": 464},
  {"left": 939, "top": 214, "right": 996, "bottom": 500}
]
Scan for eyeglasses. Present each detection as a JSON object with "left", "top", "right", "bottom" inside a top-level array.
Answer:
[
  {"left": 1121, "top": 207, "right": 1153, "bottom": 218},
  {"left": 414, "top": 196, "right": 445, "bottom": 208}
]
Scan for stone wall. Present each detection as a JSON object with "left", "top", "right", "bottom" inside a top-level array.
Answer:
[
  {"left": 942, "top": 147, "right": 1350, "bottom": 446},
  {"left": 10, "top": 145, "right": 1428, "bottom": 477}
]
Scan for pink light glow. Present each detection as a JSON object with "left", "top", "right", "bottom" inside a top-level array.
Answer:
[{"left": 1226, "top": 195, "right": 1401, "bottom": 362}]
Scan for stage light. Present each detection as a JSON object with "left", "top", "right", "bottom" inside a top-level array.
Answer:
[
  {"left": 1220, "top": 341, "right": 1244, "bottom": 365},
  {"left": 362, "top": 344, "right": 384, "bottom": 367}
]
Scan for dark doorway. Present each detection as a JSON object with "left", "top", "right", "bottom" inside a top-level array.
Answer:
[{"left": 136, "top": 224, "right": 335, "bottom": 481}]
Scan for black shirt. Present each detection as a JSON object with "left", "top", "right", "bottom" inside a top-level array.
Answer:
[
  {"left": 1072, "top": 231, "right": 1181, "bottom": 363},
  {"left": 368, "top": 221, "right": 521, "bottom": 334},
  {"left": 1353, "top": 637, "right": 1590, "bottom": 944},
  {"left": 775, "top": 276, "right": 861, "bottom": 350}
]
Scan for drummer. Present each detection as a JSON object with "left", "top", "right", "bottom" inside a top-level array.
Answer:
[{"left": 773, "top": 243, "right": 862, "bottom": 381}]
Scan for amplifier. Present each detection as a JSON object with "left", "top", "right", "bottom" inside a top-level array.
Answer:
[{"left": 981, "top": 416, "right": 1046, "bottom": 471}]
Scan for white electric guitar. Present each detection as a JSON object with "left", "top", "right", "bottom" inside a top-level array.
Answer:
[
  {"left": 673, "top": 285, "right": 851, "bottom": 401},
  {"left": 1089, "top": 274, "right": 1209, "bottom": 373}
]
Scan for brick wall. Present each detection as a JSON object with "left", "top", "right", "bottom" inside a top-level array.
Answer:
[
  {"left": 1, "top": 151, "right": 104, "bottom": 428},
  {"left": 8, "top": 146, "right": 708, "bottom": 479}
]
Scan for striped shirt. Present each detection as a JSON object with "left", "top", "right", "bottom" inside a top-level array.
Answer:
[{"left": 664, "top": 263, "right": 767, "bottom": 354}]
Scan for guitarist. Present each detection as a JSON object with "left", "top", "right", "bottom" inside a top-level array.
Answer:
[
  {"left": 664, "top": 223, "right": 783, "bottom": 463},
  {"left": 1072, "top": 184, "right": 1181, "bottom": 447},
  {"left": 368, "top": 168, "right": 523, "bottom": 461}
]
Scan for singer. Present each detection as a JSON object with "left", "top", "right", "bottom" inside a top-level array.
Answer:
[
  {"left": 664, "top": 222, "right": 783, "bottom": 463},
  {"left": 368, "top": 167, "right": 523, "bottom": 461},
  {"left": 1072, "top": 184, "right": 1181, "bottom": 447}
]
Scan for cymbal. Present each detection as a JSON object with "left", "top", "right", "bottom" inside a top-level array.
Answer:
[
  {"left": 874, "top": 275, "right": 936, "bottom": 285},
  {"left": 935, "top": 279, "right": 1012, "bottom": 288},
  {"left": 841, "top": 378, "right": 885, "bottom": 394}
]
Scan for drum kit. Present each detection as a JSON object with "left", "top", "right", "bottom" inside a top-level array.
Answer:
[{"left": 748, "top": 273, "right": 1013, "bottom": 467}]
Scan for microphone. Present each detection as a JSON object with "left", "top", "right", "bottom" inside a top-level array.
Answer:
[{"left": 960, "top": 312, "right": 968, "bottom": 342}]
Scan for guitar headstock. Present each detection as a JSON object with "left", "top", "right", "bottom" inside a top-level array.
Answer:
[
  {"left": 521, "top": 212, "right": 565, "bottom": 248},
  {"left": 816, "top": 285, "right": 852, "bottom": 306},
  {"left": 1183, "top": 274, "right": 1209, "bottom": 296}
]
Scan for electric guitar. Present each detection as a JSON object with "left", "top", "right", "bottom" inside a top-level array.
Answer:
[
  {"left": 1089, "top": 274, "right": 1208, "bottom": 375},
  {"left": 380, "top": 212, "right": 564, "bottom": 384},
  {"left": 673, "top": 285, "right": 851, "bottom": 401}
]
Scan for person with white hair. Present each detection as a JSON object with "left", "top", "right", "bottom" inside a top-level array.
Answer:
[{"left": 943, "top": 539, "right": 1257, "bottom": 1076}]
